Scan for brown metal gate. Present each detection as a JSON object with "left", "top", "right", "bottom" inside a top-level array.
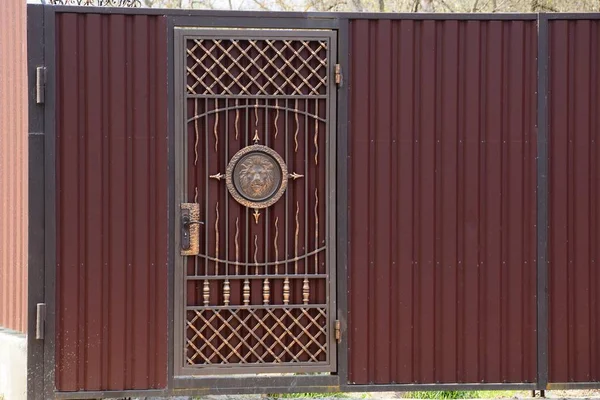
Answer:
[
  {"left": 174, "top": 28, "right": 338, "bottom": 375},
  {"left": 34, "top": 5, "right": 600, "bottom": 397}
]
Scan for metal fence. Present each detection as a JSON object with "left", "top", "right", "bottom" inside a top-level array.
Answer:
[
  {"left": 20, "top": 4, "right": 600, "bottom": 399},
  {"left": 47, "top": 0, "right": 140, "bottom": 6}
]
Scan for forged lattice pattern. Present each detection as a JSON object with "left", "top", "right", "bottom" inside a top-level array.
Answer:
[
  {"left": 186, "top": 39, "right": 328, "bottom": 96},
  {"left": 186, "top": 307, "right": 327, "bottom": 365},
  {"left": 180, "top": 31, "right": 334, "bottom": 373},
  {"left": 48, "top": 0, "right": 140, "bottom": 6}
]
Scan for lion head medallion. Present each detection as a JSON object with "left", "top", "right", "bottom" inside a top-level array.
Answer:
[{"left": 226, "top": 145, "right": 288, "bottom": 209}]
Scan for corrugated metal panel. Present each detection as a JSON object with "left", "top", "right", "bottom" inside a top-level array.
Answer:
[
  {"left": 547, "top": 19, "right": 600, "bottom": 384},
  {"left": 0, "top": 0, "right": 28, "bottom": 334},
  {"left": 55, "top": 13, "right": 168, "bottom": 391},
  {"left": 347, "top": 19, "right": 538, "bottom": 385}
]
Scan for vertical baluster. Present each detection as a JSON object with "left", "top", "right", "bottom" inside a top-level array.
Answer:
[
  {"left": 303, "top": 278, "right": 310, "bottom": 305},
  {"left": 223, "top": 279, "right": 230, "bottom": 306},
  {"left": 263, "top": 278, "right": 270, "bottom": 305},
  {"left": 283, "top": 277, "right": 290, "bottom": 305},
  {"left": 243, "top": 279, "right": 250, "bottom": 306},
  {"left": 203, "top": 279, "right": 210, "bottom": 306}
]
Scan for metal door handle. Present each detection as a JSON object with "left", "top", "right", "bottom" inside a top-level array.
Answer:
[{"left": 181, "top": 203, "right": 202, "bottom": 255}]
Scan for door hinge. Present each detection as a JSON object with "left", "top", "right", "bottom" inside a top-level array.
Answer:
[
  {"left": 36, "top": 66, "right": 46, "bottom": 104},
  {"left": 334, "top": 64, "right": 343, "bottom": 87},
  {"left": 36, "top": 303, "right": 46, "bottom": 340},
  {"left": 335, "top": 320, "right": 342, "bottom": 343}
]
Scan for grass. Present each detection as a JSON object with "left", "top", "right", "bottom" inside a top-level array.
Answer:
[
  {"left": 195, "top": 389, "right": 529, "bottom": 399},
  {"left": 267, "top": 393, "right": 350, "bottom": 398},
  {"left": 406, "top": 390, "right": 529, "bottom": 399},
  {"left": 261, "top": 391, "right": 528, "bottom": 399},
  {"left": 409, "top": 391, "right": 474, "bottom": 399}
]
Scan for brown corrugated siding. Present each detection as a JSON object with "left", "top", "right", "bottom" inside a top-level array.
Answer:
[
  {"left": 347, "top": 19, "right": 538, "bottom": 385},
  {"left": 547, "top": 19, "right": 600, "bottom": 384},
  {"left": 0, "top": 0, "right": 28, "bottom": 334},
  {"left": 55, "top": 12, "right": 168, "bottom": 391}
]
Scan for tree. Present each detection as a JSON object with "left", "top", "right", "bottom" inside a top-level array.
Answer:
[{"left": 50, "top": 0, "right": 600, "bottom": 13}]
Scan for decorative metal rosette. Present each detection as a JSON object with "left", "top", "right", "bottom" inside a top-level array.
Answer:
[{"left": 225, "top": 145, "right": 288, "bottom": 209}]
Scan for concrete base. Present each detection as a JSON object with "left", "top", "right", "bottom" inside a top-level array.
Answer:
[{"left": 0, "top": 328, "right": 27, "bottom": 400}]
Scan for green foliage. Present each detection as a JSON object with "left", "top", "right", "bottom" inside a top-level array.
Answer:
[
  {"left": 267, "top": 393, "right": 349, "bottom": 399},
  {"left": 405, "top": 390, "right": 528, "bottom": 399},
  {"left": 408, "top": 391, "right": 473, "bottom": 399}
]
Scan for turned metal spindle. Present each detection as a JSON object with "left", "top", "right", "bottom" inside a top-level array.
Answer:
[
  {"left": 223, "top": 279, "right": 230, "bottom": 306},
  {"left": 243, "top": 279, "right": 250, "bottom": 305},
  {"left": 303, "top": 278, "right": 310, "bottom": 304},
  {"left": 263, "top": 278, "right": 270, "bottom": 305},
  {"left": 203, "top": 279, "right": 210, "bottom": 306},
  {"left": 283, "top": 277, "right": 290, "bottom": 305}
]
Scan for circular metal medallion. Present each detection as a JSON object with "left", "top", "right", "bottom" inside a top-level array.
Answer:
[{"left": 226, "top": 145, "right": 288, "bottom": 209}]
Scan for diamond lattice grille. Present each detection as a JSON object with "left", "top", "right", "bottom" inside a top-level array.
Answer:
[
  {"left": 186, "top": 39, "right": 328, "bottom": 96},
  {"left": 186, "top": 308, "right": 328, "bottom": 365}
]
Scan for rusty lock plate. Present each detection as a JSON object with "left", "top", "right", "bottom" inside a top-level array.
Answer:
[{"left": 181, "top": 203, "right": 202, "bottom": 256}]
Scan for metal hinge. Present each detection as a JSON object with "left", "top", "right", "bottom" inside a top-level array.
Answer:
[
  {"left": 334, "top": 64, "right": 343, "bottom": 87},
  {"left": 36, "top": 67, "right": 46, "bottom": 104},
  {"left": 335, "top": 320, "right": 341, "bottom": 343},
  {"left": 36, "top": 303, "right": 46, "bottom": 340}
]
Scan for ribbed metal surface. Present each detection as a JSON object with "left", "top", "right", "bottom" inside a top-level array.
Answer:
[
  {"left": 0, "top": 0, "right": 28, "bottom": 334},
  {"left": 347, "top": 19, "right": 538, "bottom": 385},
  {"left": 55, "top": 12, "right": 168, "bottom": 391},
  {"left": 547, "top": 19, "right": 600, "bottom": 384}
]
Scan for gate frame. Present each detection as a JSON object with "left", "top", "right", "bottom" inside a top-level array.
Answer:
[
  {"left": 167, "top": 12, "right": 347, "bottom": 396},
  {"left": 172, "top": 26, "right": 340, "bottom": 377}
]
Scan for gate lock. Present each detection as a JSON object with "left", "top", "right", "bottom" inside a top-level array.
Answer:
[{"left": 181, "top": 203, "right": 203, "bottom": 256}]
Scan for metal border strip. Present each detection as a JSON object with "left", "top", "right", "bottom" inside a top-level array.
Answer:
[
  {"left": 52, "top": 380, "right": 539, "bottom": 398},
  {"left": 45, "top": 5, "right": 539, "bottom": 20},
  {"left": 335, "top": 16, "right": 350, "bottom": 387},
  {"left": 42, "top": 4, "right": 58, "bottom": 400},
  {"left": 546, "top": 13, "right": 600, "bottom": 19},
  {"left": 547, "top": 382, "right": 600, "bottom": 390},
  {"left": 536, "top": 11, "right": 549, "bottom": 392},
  {"left": 26, "top": 4, "right": 47, "bottom": 400},
  {"left": 167, "top": 12, "right": 177, "bottom": 393},
  {"left": 342, "top": 383, "right": 539, "bottom": 392}
]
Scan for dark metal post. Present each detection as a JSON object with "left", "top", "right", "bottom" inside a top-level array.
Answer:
[
  {"left": 536, "top": 12, "right": 549, "bottom": 391},
  {"left": 42, "top": 4, "right": 57, "bottom": 400},
  {"left": 166, "top": 15, "right": 176, "bottom": 391},
  {"left": 336, "top": 16, "right": 350, "bottom": 386},
  {"left": 26, "top": 5, "right": 46, "bottom": 400}
]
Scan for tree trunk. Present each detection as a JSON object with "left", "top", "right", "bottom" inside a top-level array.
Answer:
[
  {"left": 530, "top": 0, "right": 537, "bottom": 11},
  {"left": 421, "top": 0, "right": 433, "bottom": 11},
  {"left": 351, "top": 0, "right": 364, "bottom": 11}
]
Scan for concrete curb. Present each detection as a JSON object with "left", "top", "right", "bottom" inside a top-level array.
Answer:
[{"left": 0, "top": 328, "right": 27, "bottom": 400}]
